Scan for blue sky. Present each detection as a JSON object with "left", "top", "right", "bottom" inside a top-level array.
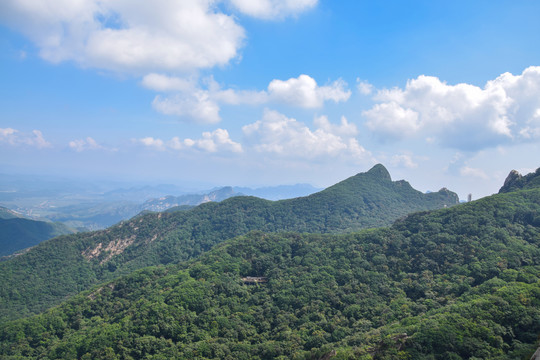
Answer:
[{"left": 1, "top": 0, "right": 540, "bottom": 199}]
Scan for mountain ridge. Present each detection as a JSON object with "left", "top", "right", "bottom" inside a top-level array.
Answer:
[
  {"left": 0, "top": 164, "right": 458, "bottom": 321},
  {"left": 0, "top": 173, "right": 538, "bottom": 359}
]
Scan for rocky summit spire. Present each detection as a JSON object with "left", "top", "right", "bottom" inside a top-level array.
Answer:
[
  {"left": 498, "top": 167, "right": 540, "bottom": 194},
  {"left": 502, "top": 170, "right": 522, "bottom": 189}
]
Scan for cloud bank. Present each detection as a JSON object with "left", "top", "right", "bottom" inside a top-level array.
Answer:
[
  {"left": 145, "top": 74, "right": 350, "bottom": 123},
  {"left": 137, "top": 129, "right": 242, "bottom": 153},
  {"left": 242, "top": 109, "right": 370, "bottom": 160},
  {"left": 364, "top": 66, "right": 540, "bottom": 151},
  {"left": 0, "top": 0, "right": 317, "bottom": 74}
]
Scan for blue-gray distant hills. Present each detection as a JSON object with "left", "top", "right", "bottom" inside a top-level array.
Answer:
[{"left": 1, "top": 177, "right": 321, "bottom": 230}]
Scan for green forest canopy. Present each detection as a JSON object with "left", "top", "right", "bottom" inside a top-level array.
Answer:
[
  {"left": 0, "top": 164, "right": 458, "bottom": 322},
  {"left": 1, "top": 169, "right": 539, "bottom": 359}
]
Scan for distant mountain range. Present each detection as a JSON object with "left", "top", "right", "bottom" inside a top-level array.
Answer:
[
  {"left": 1, "top": 175, "right": 321, "bottom": 230},
  {"left": 0, "top": 164, "right": 458, "bottom": 321}
]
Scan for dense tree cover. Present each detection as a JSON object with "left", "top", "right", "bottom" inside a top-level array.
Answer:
[
  {"left": 0, "top": 217, "right": 75, "bottom": 257},
  {"left": 0, "top": 164, "right": 458, "bottom": 322},
  {"left": 0, "top": 186, "right": 539, "bottom": 359}
]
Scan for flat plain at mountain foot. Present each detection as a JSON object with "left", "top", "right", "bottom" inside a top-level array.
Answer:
[
  {"left": 0, "top": 172, "right": 538, "bottom": 359},
  {"left": 0, "top": 164, "right": 458, "bottom": 322}
]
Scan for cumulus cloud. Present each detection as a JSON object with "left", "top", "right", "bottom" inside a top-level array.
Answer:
[
  {"left": 152, "top": 91, "right": 222, "bottom": 124},
  {"left": 391, "top": 154, "right": 419, "bottom": 169},
  {"left": 0, "top": 0, "right": 318, "bottom": 73},
  {"left": 363, "top": 66, "right": 540, "bottom": 151},
  {"left": 242, "top": 109, "right": 370, "bottom": 160},
  {"left": 69, "top": 137, "right": 109, "bottom": 152},
  {"left": 146, "top": 74, "right": 350, "bottom": 123},
  {"left": 230, "top": 0, "right": 317, "bottom": 19},
  {"left": 268, "top": 75, "right": 351, "bottom": 108},
  {"left": 363, "top": 102, "right": 420, "bottom": 141},
  {"left": 141, "top": 73, "right": 195, "bottom": 92},
  {"left": 0, "top": 128, "right": 18, "bottom": 145},
  {"left": 356, "top": 78, "right": 374, "bottom": 95},
  {"left": 137, "top": 129, "right": 242, "bottom": 153},
  {"left": 0, "top": 128, "right": 51, "bottom": 148},
  {"left": 460, "top": 166, "right": 489, "bottom": 180},
  {"left": 138, "top": 137, "right": 166, "bottom": 151},
  {"left": 313, "top": 115, "right": 358, "bottom": 137},
  {"left": 0, "top": 0, "right": 245, "bottom": 73},
  {"left": 184, "top": 129, "right": 243, "bottom": 153}
]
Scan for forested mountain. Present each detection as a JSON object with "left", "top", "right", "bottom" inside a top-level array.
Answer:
[
  {"left": 0, "top": 170, "right": 539, "bottom": 359},
  {"left": 0, "top": 207, "right": 75, "bottom": 257},
  {"left": 0, "top": 164, "right": 458, "bottom": 322}
]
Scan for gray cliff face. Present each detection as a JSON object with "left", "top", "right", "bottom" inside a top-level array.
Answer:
[{"left": 502, "top": 170, "right": 522, "bottom": 190}]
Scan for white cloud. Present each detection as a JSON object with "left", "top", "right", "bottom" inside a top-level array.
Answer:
[
  {"left": 268, "top": 74, "right": 351, "bottom": 108},
  {"left": 364, "top": 102, "right": 420, "bottom": 141},
  {"left": 356, "top": 78, "right": 373, "bottom": 95},
  {"left": 242, "top": 109, "right": 371, "bottom": 160},
  {"left": 0, "top": 128, "right": 51, "bottom": 148},
  {"left": 0, "top": 0, "right": 245, "bottom": 73},
  {"left": 185, "top": 129, "right": 242, "bottom": 153},
  {"left": 230, "top": 0, "right": 317, "bottom": 19},
  {"left": 363, "top": 66, "right": 540, "bottom": 150},
  {"left": 391, "top": 154, "right": 419, "bottom": 169},
  {"left": 69, "top": 137, "right": 109, "bottom": 152},
  {"left": 147, "top": 74, "right": 349, "bottom": 123},
  {"left": 138, "top": 137, "right": 165, "bottom": 151},
  {"left": 313, "top": 115, "right": 358, "bottom": 137},
  {"left": 152, "top": 92, "right": 221, "bottom": 124},
  {"left": 0, "top": 128, "right": 18, "bottom": 145},
  {"left": 167, "top": 137, "right": 184, "bottom": 151},
  {"left": 460, "top": 166, "right": 489, "bottom": 180},
  {"left": 137, "top": 129, "right": 242, "bottom": 153},
  {"left": 141, "top": 73, "right": 195, "bottom": 92}
]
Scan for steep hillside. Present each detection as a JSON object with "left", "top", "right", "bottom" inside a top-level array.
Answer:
[
  {"left": 0, "top": 185, "right": 538, "bottom": 359},
  {"left": 0, "top": 206, "right": 24, "bottom": 220},
  {"left": 0, "top": 211, "right": 75, "bottom": 257},
  {"left": 0, "top": 164, "right": 458, "bottom": 321}
]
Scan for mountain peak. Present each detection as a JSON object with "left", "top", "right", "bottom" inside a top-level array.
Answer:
[
  {"left": 365, "top": 164, "right": 392, "bottom": 181},
  {"left": 499, "top": 167, "right": 540, "bottom": 193}
]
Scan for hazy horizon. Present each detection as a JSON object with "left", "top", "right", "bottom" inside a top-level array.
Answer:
[{"left": 2, "top": 1, "right": 540, "bottom": 201}]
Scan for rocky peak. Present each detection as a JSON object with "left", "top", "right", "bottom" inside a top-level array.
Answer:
[
  {"left": 504, "top": 170, "right": 522, "bottom": 187},
  {"left": 498, "top": 167, "right": 540, "bottom": 194},
  {"left": 365, "top": 164, "right": 392, "bottom": 181},
  {"left": 499, "top": 170, "right": 523, "bottom": 194}
]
